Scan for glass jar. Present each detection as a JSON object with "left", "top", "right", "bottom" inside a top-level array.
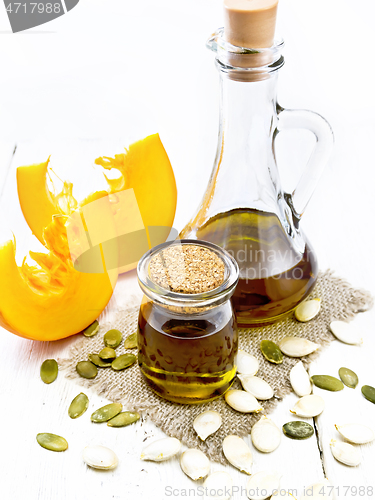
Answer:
[{"left": 137, "top": 239, "right": 239, "bottom": 404}]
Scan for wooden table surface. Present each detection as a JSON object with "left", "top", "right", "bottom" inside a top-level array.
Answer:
[{"left": 0, "top": 1, "right": 374, "bottom": 499}]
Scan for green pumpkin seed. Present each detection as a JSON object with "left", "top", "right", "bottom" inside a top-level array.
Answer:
[
  {"left": 68, "top": 393, "right": 89, "bottom": 419},
  {"left": 76, "top": 361, "right": 98, "bottom": 379},
  {"left": 362, "top": 385, "right": 375, "bottom": 404},
  {"left": 260, "top": 340, "right": 283, "bottom": 364},
  {"left": 124, "top": 332, "right": 137, "bottom": 349},
  {"left": 311, "top": 375, "right": 344, "bottom": 392},
  {"left": 99, "top": 347, "right": 116, "bottom": 361},
  {"left": 89, "top": 354, "right": 112, "bottom": 368},
  {"left": 82, "top": 320, "right": 99, "bottom": 337},
  {"left": 40, "top": 359, "right": 58, "bottom": 384},
  {"left": 36, "top": 433, "right": 68, "bottom": 452},
  {"left": 112, "top": 353, "right": 137, "bottom": 371},
  {"left": 104, "top": 329, "right": 123, "bottom": 348},
  {"left": 91, "top": 403, "right": 122, "bottom": 423},
  {"left": 339, "top": 367, "right": 358, "bottom": 389},
  {"left": 282, "top": 421, "right": 314, "bottom": 440},
  {"left": 107, "top": 411, "right": 140, "bottom": 427}
]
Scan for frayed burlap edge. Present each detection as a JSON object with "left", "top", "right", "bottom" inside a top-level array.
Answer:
[{"left": 59, "top": 270, "right": 373, "bottom": 464}]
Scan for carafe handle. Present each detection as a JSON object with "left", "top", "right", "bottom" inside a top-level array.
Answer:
[{"left": 276, "top": 106, "right": 334, "bottom": 219}]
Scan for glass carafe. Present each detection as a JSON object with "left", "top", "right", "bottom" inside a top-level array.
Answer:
[{"left": 180, "top": 29, "right": 334, "bottom": 327}]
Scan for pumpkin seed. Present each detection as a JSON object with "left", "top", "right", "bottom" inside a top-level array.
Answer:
[
  {"left": 251, "top": 416, "right": 281, "bottom": 453},
  {"left": 104, "top": 329, "right": 123, "bottom": 348},
  {"left": 311, "top": 375, "right": 344, "bottom": 392},
  {"left": 238, "top": 375, "right": 274, "bottom": 400},
  {"left": 279, "top": 337, "right": 320, "bottom": 357},
  {"left": 361, "top": 384, "right": 375, "bottom": 404},
  {"left": 335, "top": 423, "right": 375, "bottom": 444},
  {"left": 82, "top": 320, "right": 99, "bottom": 337},
  {"left": 180, "top": 448, "right": 210, "bottom": 480},
  {"left": 282, "top": 421, "right": 314, "bottom": 440},
  {"left": 91, "top": 403, "right": 122, "bottom": 422},
  {"left": 290, "top": 394, "right": 325, "bottom": 417},
  {"left": 99, "top": 347, "right": 116, "bottom": 361},
  {"left": 124, "top": 332, "right": 137, "bottom": 349},
  {"left": 295, "top": 298, "right": 321, "bottom": 322},
  {"left": 83, "top": 445, "right": 118, "bottom": 470},
  {"left": 225, "top": 390, "right": 263, "bottom": 413},
  {"left": 338, "top": 367, "right": 358, "bottom": 389},
  {"left": 36, "top": 433, "right": 68, "bottom": 452},
  {"left": 111, "top": 353, "right": 137, "bottom": 371},
  {"left": 260, "top": 340, "right": 283, "bottom": 364},
  {"left": 203, "top": 472, "right": 233, "bottom": 500},
  {"left": 193, "top": 410, "right": 222, "bottom": 441},
  {"left": 330, "top": 320, "right": 362, "bottom": 345},
  {"left": 40, "top": 359, "right": 58, "bottom": 384},
  {"left": 76, "top": 361, "right": 98, "bottom": 379},
  {"left": 330, "top": 439, "right": 361, "bottom": 466},
  {"left": 300, "top": 479, "right": 334, "bottom": 499},
  {"left": 289, "top": 361, "right": 312, "bottom": 397},
  {"left": 222, "top": 435, "right": 252, "bottom": 475},
  {"left": 88, "top": 353, "right": 112, "bottom": 368},
  {"left": 236, "top": 350, "right": 259, "bottom": 376},
  {"left": 68, "top": 393, "right": 89, "bottom": 419},
  {"left": 141, "top": 437, "right": 181, "bottom": 462},
  {"left": 107, "top": 411, "right": 140, "bottom": 427},
  {"left": 246, "top": 471, "right": 282, "bottom": 500}
]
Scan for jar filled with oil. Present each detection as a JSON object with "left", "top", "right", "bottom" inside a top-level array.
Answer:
[{"left": 137, "top": 240, "right": 239, "bottom": 404}]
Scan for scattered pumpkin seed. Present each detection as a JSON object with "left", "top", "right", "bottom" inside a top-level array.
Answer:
[
  {"left": 83, "top": 445, "right": 118, "bottom": 470},
  {"left": 88, "top": 354, "right": 112, "bottom": 368},
  {"left": 141, "top": 437, "right": 182, "bottom": 462},
  {"left": 222, "top": 435, "right": 252, "bottom": 475},
  {"left": 279, "top": 337, "right": 320, "bottom": 357},
  {"left": 330, "top": 439, "right": 361, "bottom": 467},
  {"left": 335, "top": 423, "right": 375, "bottom": 444},
  {"left": 236, "top": 349, "right": 259, "bottom": 376},
  {"left": 330, "top": 320, "right": 362, "bottom": 345},
  {"left": 238, "top": 375, "right": 274, "bottom": 400},
  {"left": 295, "top": 298, "right": 321, "bottom": 322},
  {"left": 311, "top": 375, "right": 344, "bottom": 392},
  {"left": 246, "top": 471, "right": 282, "bottom": 500},
  {"left": 193, "top": 410, "right": 222, "bottom": 441},
  {"left": 107, "top": 411, "right": 140, "bottom": 427},
  {"left": 251, "top": 416, "right": 281, "bottom": 453},
  {"left": 36, "top": 433, "right": 68, "bottom": 452},
  {"left": 40, "top": 359, "right": 58, "bottom": 384},
  {"left": 76, "top": 361, "right": 98, "bottom": 379},
  {"left": 91, "top": 403, "right": 122, "bottom": 423},
  {"left": 361, "top": 384, "right": 375, "bottom": 404},
  {"left": 260, "top": 340, "right": 283, "bottom": 364},
  {"left": 124, "top": 332, "right": 138, "bottom": 349},
  {"left": 82, "top": 320, "right": 99, "bottom": 337},
  {"left": 289, "top": 361, "right": 312, "bottom": 397},
  {"left": 203, "top": 472, "right": 233, "bottom": 500},
  {"left": 99, "top": 347, "right": 116, "bottom": 361},
  {"left": 338, "top": 367, "right": 358, "bottom": 389},
  {"left": 180, "top": 448, "right": 210, "bottom": 480},
  {"left": 282, "top": 421, "right": 314, "bottom": 440},
  {"left": 104, "top": 329, "right": 123, "bottom": 348},
  {"left": 225, "top": 390, "right": 263, "bottom": 413},
  {"left": 290, "top": 394, "right": 325, "bottom": 417},
  {"left": 68, "top": 393, "right": 89, "bottom": 419},
  {"left": 111, "top": 353, "right": 137, "bottom": 371}
]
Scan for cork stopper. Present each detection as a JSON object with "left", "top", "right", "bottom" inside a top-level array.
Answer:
[
  {"left": 149, "top": 244, "right": 225, "bottom": 294},
  {"left": 223, "top": 0, "right": 278, "bottom": 48}
]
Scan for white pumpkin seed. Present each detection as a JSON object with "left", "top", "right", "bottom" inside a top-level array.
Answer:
[
  {"left": 238, "top": 375, "right": 274, "bottom": 400},
  {"left": 295, "top": 298, "right": 321, "bottom": 322},
  {"left": 180, "top": 448, "right": 210, "bottom": 480},
  {"left": 290, "top": 361, "right": 312, "bottom": 397},
  {"left": 203, "top": 472, "right": 233, "bottom": 500},
  {"left": 251, "top": 416, "right": 281, "bottom": 453},
  {"left": 236, "top": 350, "right": 259, "bottom": 376},
  {"left": 193, "top": 410, "right": 222, "bottom": 441},
  {"left": 301, "top": 479, "right": 334, "bottom": 499},
  {"left": 330, "top": 320, "right": 362, "bottom": 345},
  {"left": 225, "top": 390, "right": 263, "bottom": 413},
  {"left": 140, "top": 437, "right": 181, "bottom": 462},
  {"left": 279, "top": 337, "right": 320, "bottom": 357},
  {"left": 222, "top": 435, "right": 252, "bottom": 475},
  {"left": 335, "top": 423, "right": 375, "bottom": 444},
  {"left": 290, "top": 394, "right": 325, "bottom": 417},
  {"left": 330, "top": 439, "right": 361, "bottom": 466},
  {"left": 83, "top": 445, "right": 118, "bottom": 470},
  {"left": 246, "top": 471, "right": 282, "bottom": 500}
]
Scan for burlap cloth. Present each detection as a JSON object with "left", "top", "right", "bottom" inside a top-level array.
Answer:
[{"left": 60, "top": 270, "right": 373, "bottom": 464}]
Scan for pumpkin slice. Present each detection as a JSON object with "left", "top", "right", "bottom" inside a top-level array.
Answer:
[
  {"left": 0, "top": 199, "right": 117, "bottom": 341},
  {"left": 17, "top": 134, "right": 177, "bottom": 273}
]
